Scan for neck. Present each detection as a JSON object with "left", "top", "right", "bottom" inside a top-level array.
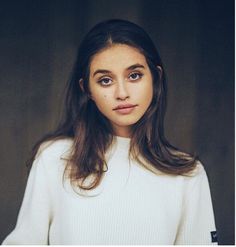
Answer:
[{"left": 112, "top": 125, "right": 131, "bottom": 138}]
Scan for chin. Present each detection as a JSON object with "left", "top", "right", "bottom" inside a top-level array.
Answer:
[{"left": 112, "top": 117, "right": 141, "bottom": 127}]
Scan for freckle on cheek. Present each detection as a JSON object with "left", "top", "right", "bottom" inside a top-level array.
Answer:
[{"left": 103, "top": 95, "right": 107, "bottom": 98}]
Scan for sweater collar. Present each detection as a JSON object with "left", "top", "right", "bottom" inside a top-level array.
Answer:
[{"left": 114, "top": 135, "right": 131, "bottom": 152}]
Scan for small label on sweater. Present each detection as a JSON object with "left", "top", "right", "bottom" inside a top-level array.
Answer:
[{"left": 211, "top": 231, "right": 218, "bottom": 243}]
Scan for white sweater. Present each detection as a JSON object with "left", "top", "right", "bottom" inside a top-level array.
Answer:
[{"left": 2, "top": 137, "right": 217, "bottom": 245}]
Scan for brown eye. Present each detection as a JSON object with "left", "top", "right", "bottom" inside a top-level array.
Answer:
[
  {"left": 129, "top": 72, "right": 143, "bottom": 81},
  {"left": 98, "top": 77, "right": 112, "bottom": 86}
]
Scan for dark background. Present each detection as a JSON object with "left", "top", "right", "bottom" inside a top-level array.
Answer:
[{"left": 0, "top": 0, "right": 234, "bottom": 244}]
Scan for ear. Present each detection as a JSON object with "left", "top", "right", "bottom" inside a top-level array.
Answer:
[
  {"left": 79, "top": 78, "right": 94, "bottom": 100},
  {"left": 156, "top": 65, "right": 163, "bottom": 79},
  {"left": 79, "top": 78, "right": 85, "bottom": 92}
]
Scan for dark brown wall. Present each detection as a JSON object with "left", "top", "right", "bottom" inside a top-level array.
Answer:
[{"left": 0, "top": 0, "right": 234, "bottom": 244}]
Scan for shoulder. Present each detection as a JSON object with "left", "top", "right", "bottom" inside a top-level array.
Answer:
[
  {"left": 181, "top": 160, "right": 210, "bottom": 191},
  {"left": 189, "top": 160, "right": 207, "bottom": 179},
  {"left": 36, "top": 138, "right": 73, "bottom": 159},
  {"left": 29, "top": 138, "right": 74, "bottom": 181},
  {"left": 33, "top": 138, "right": 74, "bottom": 172}
]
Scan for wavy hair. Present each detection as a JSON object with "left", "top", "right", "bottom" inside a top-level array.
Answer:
[{"left": 27, "top": 19, "right": 197, "bottom": 191}]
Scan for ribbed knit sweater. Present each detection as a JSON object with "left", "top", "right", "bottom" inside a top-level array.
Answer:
[{"left": 2, "top": 137, "right": 217, "bottom": 245}]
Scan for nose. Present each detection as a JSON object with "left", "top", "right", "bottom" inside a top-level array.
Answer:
[{"left": 115, "top": 80, "right": 129, "bottom": 101}]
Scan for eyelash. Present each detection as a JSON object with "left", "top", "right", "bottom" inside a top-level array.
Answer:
[{"left": 97, "top": 72, "right": 143, "bottom": 86}]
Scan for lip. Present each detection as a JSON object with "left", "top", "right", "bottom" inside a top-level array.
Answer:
[
  {"left": 113, "top": 104, "right": 137, "bottom": 110},
  {"left": 113, "top": 104, "right": 138, "bottom": 114}
]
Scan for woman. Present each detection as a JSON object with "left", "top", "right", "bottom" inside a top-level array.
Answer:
[{"left": 2, "top": 19, "right": 217, "bottom": 245}]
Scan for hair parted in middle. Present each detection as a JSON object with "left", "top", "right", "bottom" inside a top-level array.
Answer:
[{"left": 28, "top": 19, "right": 197, "bottom": 192}]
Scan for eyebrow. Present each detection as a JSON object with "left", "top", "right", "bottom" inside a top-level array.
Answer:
[{"left": 92, "top": 63, "right": 145, "bottom": 77}]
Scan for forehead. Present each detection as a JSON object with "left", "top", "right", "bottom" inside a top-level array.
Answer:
[{"left": 90, "top": 44, "right": 147, "bottom": 73}]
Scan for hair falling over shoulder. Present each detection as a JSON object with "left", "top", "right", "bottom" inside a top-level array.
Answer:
[{"left": 27, "top": 19, "right": 198, "bottom": 192}]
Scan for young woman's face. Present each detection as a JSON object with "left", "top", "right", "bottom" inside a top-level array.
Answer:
[{"left": 88, "top": 44, "right": 153, "bottom": 137}]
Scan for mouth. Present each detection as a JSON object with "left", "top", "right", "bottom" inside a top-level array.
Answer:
[
  {"left": 113, "top": 104, "right": 138, "bottom": 114},
  {"left": 113, "top": 104, "right": 138, "bottom": 110}
]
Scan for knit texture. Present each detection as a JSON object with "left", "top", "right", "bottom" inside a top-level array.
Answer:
[{"left": 2, "top": 137, "right": 217, "bottom": 245}]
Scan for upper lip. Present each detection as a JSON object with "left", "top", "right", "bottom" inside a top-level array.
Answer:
[{"left": 113, "top": 104, "right": 138, "bottom": 110}]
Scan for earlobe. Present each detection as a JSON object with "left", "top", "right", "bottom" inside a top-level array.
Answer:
[
  {"left": 79, "top": 78, "right": 94, "bottom": 100},
  {"left": 79, "top": 78, "right": 84, "bottom": 92},
  {"left": 157, "top": 66, "right": 163, "bottom": 79},
  {"left": 89, "top": 94, "right": 94, "bottom": 101}
]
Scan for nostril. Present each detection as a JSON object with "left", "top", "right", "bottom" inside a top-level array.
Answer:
[
  {"left": 116, "top": 95, "right": 129, "bottom": 101},
  {"left": 115, "top": 88, "right": 129, "bottom": 100}
]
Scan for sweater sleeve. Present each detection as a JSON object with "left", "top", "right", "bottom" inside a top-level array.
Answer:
[
  {"left": 2, "top": 153, "right": 52, "bottom": 245},
  {"left": 174, "top": 163, "right": 218, "bottom": 245}
]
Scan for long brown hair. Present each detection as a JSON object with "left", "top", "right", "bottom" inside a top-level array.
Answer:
[{"left": 27, "top": 19, "right": 198, "bottom": 191}]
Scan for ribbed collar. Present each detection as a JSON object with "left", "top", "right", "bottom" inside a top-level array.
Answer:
[{"left": 114, "top": 136, "right": 131, "bottom": 153}]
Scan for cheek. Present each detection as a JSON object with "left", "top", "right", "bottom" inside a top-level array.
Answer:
[
  {"left": 133, "top": 81, "right": 153, "bottom": 102},
  {"left": 145, "top": 78, "right": 154, "bottom": 97},
  {"left": 91, "top": 91, "right": 111, "bottom": 108}
]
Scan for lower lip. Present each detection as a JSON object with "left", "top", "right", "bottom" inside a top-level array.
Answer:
[{"left": 114, "top": 106, "right": 137, "bottom": 114}]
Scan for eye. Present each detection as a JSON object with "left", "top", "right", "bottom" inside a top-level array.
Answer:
[
  {"left": 98, "top": 77, "right": 112, "bottom": 86},
  {"left": 129, "top": 72, "right": 143, "bottom": 81}
]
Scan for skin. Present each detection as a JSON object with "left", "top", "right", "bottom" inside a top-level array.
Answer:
[{"left": 88, "top": 44, "right": 154, "bottom": 138}]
